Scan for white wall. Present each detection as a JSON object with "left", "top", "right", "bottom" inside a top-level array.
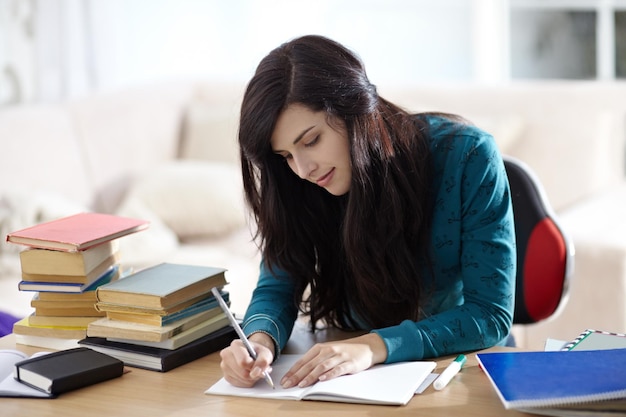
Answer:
[
  {"left": 87, "top": 0, "right": 474, "bottom": 89},
  {"left": 1, "top": 0, "right": 483, "bottom": 104}
]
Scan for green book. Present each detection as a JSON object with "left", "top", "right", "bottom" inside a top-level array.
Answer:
[{"left": 95, "top": 263, "right": 227, "bottom": 309}]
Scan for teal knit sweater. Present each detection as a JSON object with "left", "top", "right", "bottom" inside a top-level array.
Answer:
[{"left": 242, "top": 115, "right": 516, "bottom": 362}]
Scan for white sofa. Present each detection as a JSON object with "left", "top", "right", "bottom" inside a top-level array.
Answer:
[
  {"left": 1, "top": 80, "right": 625, "bottom": 349},
  {"left": 0, "top": 81, "right": 260, "bottom": 319}
]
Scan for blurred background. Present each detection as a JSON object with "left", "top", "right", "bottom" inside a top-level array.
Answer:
[{"left": 1, "top": 0, "right": 625, "bottom": 105}]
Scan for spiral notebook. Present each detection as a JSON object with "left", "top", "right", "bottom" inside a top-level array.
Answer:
[
  {"left": 476, "top": 349, "right": 626, "bottom": 414},
  {"left": 561, "top": 328, "right": 626, "bottom": 351}
]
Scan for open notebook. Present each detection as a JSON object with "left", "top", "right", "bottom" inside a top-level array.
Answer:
[
  {"left": 205, "top": 354, "right": 436, "bottom": 406},
  {"left": 0, "top": 350, "right": 52, "bottom": 398}
]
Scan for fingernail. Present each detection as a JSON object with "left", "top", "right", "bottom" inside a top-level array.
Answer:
[
  {"left": 250, "top": 367, "right": 261, "bottom": 378},
  {"left": 281, "top": 378, "right": 293, "bottom": 388}
]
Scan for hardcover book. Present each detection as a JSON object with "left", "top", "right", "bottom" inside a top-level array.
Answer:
[
  {"left": 6, "top": 212, "right": 149, "bottom": 252},
  {"left": 37, "top": 289, "right": 99, "bottom": 302},
  {"left": 476, "top": 349, "right": 626, "bottom": 413},
  {"left": 87, "top": 309, "right": 226, "bottom": 342},
  {"left": 79, "top": 324, "right": 237, "bottom": 372},
  {"left": 95, "top": 292, "right": 211, "bottom": 316},
  {"left": 13, "top": 317, "right": 88, "bottom": 340},
  {"left": 95, "top": 263, "right": 227, "bottom": 309},
  {"left": 33, "top": 305, "right": 103, "bottom": 317},
  {"left": 104, "top": 292, "right": 228, "bottom": 326},
  {"left": 19, "top": 264, "right": 119, "bottom": 293},
  {"left": 35, "top": 304, "right": 105, "bottom": 317},
  {"left": 19, "top": 241, "right": 118, "bottom": 276},
  {"left": 28, "top": 314, "right": 101, "bottom": 328},
  {"left": 21, "top": 253, "right": 120, "bottom": 284},
  {"left": 105, "top": 314, "right": 230, "bottom": 350},
  {"left": 31, "top": 294, "right": 100, "bottom": 310},
  {"left": 14, "top": 334, "right": 80, "bottom": 351},
  {"left": 13, "top": 347, "right": 124, "bottom": 395}
]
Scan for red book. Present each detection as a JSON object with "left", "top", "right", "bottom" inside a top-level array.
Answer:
[{"left": 6, "top": 212, "right": 149, "bottom": 252}]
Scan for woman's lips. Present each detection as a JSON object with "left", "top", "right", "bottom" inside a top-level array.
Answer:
[{"left": 316, "top": 168, "right": 335, "bottom": 187}]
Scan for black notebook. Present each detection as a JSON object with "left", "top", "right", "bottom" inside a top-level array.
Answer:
[{"left": 14, "top": 347, "right": 124, "bottom": 395}]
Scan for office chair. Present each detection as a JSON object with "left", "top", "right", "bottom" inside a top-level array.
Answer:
[{"left": 503, "top": 156, "right": 575, "bottom": 325}]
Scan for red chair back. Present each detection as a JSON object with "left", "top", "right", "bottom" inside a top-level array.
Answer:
[{"left": 504, "top": 156, "right": 574, "bottom": 324}]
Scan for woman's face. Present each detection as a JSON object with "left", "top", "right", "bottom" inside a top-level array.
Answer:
[{"left": 271, "top": 104, "right": 352, "bottom": 196}]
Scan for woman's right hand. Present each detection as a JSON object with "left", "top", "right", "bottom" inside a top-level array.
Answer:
[{"left": 219, "top": 333, "right": 275, "bottom": 388}]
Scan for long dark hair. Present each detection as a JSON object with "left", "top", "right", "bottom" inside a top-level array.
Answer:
[{"left": 239, "top": 35, "right": 433, "bottom": 330}]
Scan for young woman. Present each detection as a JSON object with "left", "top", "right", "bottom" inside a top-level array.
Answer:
[{"left": 219, "top": 35, "right": 515, "bottom": 389}]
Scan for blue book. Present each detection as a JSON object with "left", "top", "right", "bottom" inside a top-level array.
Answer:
[
  {"left": 18, "top": 265, "right": 119, "bottom": 293},
  {"left": 95, "top": 263, "right": 227, "bottom": 309},
  {"left": 476, "top": 349, "right": 626, "bottom": 413}
]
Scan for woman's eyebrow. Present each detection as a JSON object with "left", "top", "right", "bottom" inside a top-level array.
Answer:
[
  {"left": 292, "top": 125, "right": 316, "bottom": 145},
  {"left": 273, "top": 125, "right": 317, "bottom": 153}
]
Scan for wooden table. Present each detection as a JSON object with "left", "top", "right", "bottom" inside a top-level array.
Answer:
[{"left": 0, "top": 323, "right": 534, "bottom": 417}]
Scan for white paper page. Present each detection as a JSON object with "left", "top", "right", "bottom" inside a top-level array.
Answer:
[
  {"left": 205, "top": 355, "right": 311, "bottom": 400},
  {"left": 416, "top": 373, "right": 438, "bottom": 394},
  {"left": 206, "top": 354, "right": 436, "bottom": 405},
  {"left": 303, "top": 360, "right": 436, "bottom": 405},
  {"left": 0, "top": 350, "right": 52, "bottom": 398},
  {"left": 544, "top": 338, "right": 567, "bottom": 351},
  {"left": 0, "top": 350, "right": 27, "bottom": 379}
]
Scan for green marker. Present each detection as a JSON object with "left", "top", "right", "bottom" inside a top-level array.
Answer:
[{"left": 434, "top": 354, "right": 466, "bottom": 390}]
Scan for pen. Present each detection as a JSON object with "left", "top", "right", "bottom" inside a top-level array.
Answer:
[
  {"left": 210, "top": 287, "right": 275, "bottom": 389},
  {"left": 433, "top": 354, "right": 466, "bottom": 391}
]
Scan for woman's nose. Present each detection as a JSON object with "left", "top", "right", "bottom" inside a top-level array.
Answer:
[{"left": 291, "top": 154, "right": 314, "bottom": 180}]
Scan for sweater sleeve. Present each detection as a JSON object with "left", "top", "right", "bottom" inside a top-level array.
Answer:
[
  {"left": 372, "top": 126, "right": 516, "bottom": 363},
  {"left": 241, "top": 261, "right": 299, "bottom": 357}
]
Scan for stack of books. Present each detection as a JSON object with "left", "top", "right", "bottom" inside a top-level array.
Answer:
[
  {"left": 79, "top": 262, "right": 237, "bottom": 372},
  {"left": 5, "top": 212, "right": 149, "bottom": 349}
]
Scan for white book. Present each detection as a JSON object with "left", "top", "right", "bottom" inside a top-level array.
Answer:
[
  {"left": 14, "top": 334, "right": 80, "bottom": 350},
  {"left": 205, "top": 354, "right": 436, "bottom": 406}
]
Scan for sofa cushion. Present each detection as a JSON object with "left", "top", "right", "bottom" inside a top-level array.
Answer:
[
  {"left": 120, "top": 160, "right": 246, "bottom": 240},
  {"left": 178, "top": 85, "right": 244, "bottom": 165},
  {"left": 68, "top": 82, "right": 198, "bottom": 213}
]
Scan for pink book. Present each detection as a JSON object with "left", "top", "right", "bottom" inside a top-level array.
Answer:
[{"left": 6, "top": 212, "right": 149, "bottom": 252}]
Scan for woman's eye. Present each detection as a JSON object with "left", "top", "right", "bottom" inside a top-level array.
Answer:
[{"left": 304, "top": 135, "right": 319, "bottom": 147}]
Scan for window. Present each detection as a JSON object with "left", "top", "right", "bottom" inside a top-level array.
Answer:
[
  {"left": 616, "top": 11, "right": 626, "bottom": 77},
  {"left": 509, "top": 0, "right": 626, "bottom": 80}
]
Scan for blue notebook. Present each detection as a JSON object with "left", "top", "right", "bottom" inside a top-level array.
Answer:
[{"left": 476, "top": 349, "right": 626, "bottom": 411}]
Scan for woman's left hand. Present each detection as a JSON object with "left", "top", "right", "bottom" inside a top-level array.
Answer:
[{"left": 280, "top": 332, "right": 387, "bottom": 388}]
